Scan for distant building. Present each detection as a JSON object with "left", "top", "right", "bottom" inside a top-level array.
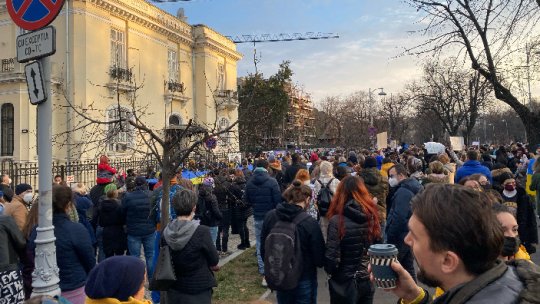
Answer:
[
  {"left": 283, "top": 84, "right": 315, "bottom": 148},
  {"left": 0, "top": 0, "right": 242, "bottom": 162}
]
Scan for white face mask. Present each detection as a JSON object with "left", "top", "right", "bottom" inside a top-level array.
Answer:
[
  {"left": 388, "top": 177, "right": 399, "bottom": 188},
  {"left": 23, "top": 193, "right": 33, "bottom": 203},
  {"left": 7, "top": 178, "right": 12, "bottom": 184}
]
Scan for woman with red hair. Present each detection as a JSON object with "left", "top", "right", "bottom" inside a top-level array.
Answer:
[{"left": 325, "top": 175, "right": 381, "bottom": 304}]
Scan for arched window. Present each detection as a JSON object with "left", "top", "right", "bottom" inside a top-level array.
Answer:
[
  {"left": 106, "top": 106, "right": 134, "bottom": 153},
  {"left": 168, "top": 114, "right": 182, "bottom": 126},
  {"left": 218, "top": 117, "right": 230, "bottom": 145},
  {"left": 1, "top": 104, "right": 14, "bottom": 156}
]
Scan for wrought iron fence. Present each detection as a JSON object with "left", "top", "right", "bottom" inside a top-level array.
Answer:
[{"left": 0, "top": 157, "right": 159, "bottom": 191}]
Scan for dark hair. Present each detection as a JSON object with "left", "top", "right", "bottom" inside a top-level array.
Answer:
[
  {"left": 411, "top": 184, "right": 503, "bottom": 276},
  {"left": 52, "top": 185, "right": 73, "bottom": 214},
  {"left": 491, "top": 203, "right": 512, "bottom": 215},
  {"left": 327, "top": 175, "right": 380, "bottom": 241},
  {"left": 467, "top": 150, "right": 479, "bottom": 161},
  {"left": 388, "top": 163, "right": 407, "bottom": 177},
  {"left": 54, "top": 175, "right": 62, "bottom": 179},
  {"left": 335, "top": 166, "right": 350, "bottom": 180},
  {"left": 256, "top": 159, "right": 269, "bottom": 169},
  {"left": 172, "top": 189, "right": 198, "bottom": 216},
  {"left": 282, "top": 180, "right": 312, "bottom": 204},
  {"left": 291, "top": 153, "right": 301, "bottom": 163}
]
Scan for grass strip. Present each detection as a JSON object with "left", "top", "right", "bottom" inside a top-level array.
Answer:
[{"left": 213, "top": 247, "right": 268, "bottom": 304}]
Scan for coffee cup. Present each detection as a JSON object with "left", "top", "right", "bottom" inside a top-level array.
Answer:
[{"left": 368, "top": 244, "right": 399, "bottom": 289}]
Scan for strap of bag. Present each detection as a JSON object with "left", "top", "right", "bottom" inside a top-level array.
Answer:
[{"left": 326, "top": 178, "right": 334, "bottom": 189}]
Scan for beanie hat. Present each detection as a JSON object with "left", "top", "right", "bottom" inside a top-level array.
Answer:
[
  {"left": 364, "top": 156, "right": 377, "bottom": 169},
  {"left": 203, "top": 177, "right": 215, "bottom": 188},
  {"left": 15, "top": 183, "right": 32, "bottom": 195},
  {"left": 310, "top": 153, "right": 319, "bottom": 162},
  {"left": 85, "top": 256, "right": 145, "bottom": 301}
]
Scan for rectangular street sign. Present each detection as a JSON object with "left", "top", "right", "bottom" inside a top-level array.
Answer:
[
  {"left": 16, "top": 26, "right": 56, "bottom": 63},
  {"left": 24, "top": 61, "right": 47, "bottom": 105}
]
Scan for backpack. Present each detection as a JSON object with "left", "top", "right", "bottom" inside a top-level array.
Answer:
[
  {"left": 195, "top": 196, "right": 211, "bottom": 224},
  {"left": 317, "top": 178, "right": 334, "bottom": 217},
  {"left": 264, "top": 212, "right": 310, "bottom": 291}
]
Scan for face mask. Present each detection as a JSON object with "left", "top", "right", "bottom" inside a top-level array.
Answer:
[
  {"left": 7, "top": 178, "right": 11, "bottom": 184},
  {"left": 23, "top": 193, "right": 33, "bottom": 204},
  {"left": 501, "top": 236, "right": 520, "bottom": 257},
  {"left": 482, "top": 183, "right": 492, "bottom": 190},
  {"left": 388, "top": 177, "right": 399, "bottom": 187},
  {"left": 504, "top": 184, "right": 515, "bottom": 191}
]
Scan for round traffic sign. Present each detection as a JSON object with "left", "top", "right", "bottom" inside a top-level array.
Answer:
[{"left": 7, "top": 0, "right": 65, "bottom": 31}]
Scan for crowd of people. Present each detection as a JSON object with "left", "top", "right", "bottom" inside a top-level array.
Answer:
[{"left": 1, "top": 143, "right": 540, "bottom": 304}]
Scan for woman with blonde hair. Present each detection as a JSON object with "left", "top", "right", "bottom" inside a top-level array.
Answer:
[
  {"left": 294, "top": 169, "right": 318, "bottom": 220},
  {"left": 314, "top": 160, "right": 340, "bottom": 240},
  {"left": 71, "top": 182, "right": 96, "bottom": 248},
  {"left": 325, "top": 175, "right": 380, "bottom": 304}
]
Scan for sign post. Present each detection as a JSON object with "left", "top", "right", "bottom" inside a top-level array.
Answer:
[{"left": 7, "top": 0, "right": 66, "bottom": 298}]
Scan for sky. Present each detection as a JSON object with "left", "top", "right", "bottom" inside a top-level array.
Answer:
[{"left": 155, "top": 0, "right": 428, "bottom": 104}]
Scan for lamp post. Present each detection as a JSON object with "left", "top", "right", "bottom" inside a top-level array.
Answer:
[{"left": 368, "top": 87, "right": 386, "bottom": 149}]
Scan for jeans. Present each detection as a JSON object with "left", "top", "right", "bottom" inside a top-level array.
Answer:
[
  {"left": 209, "top": 226, "right": 218, "bottom": 247},
  {"left": 128, "top": 233, "right": 156, "bottom": 276},
  {"left": 254, "top": 218, "right": 264, "bottom": 275},
  {"left": 276, "top": 276, "right": 318, "bottom": 304}
]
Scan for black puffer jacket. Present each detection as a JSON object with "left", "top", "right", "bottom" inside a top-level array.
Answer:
[
  {"left": 230, "top": 177, "right": 252, "bottom": 221},
  {"left": 325, "top": 200, "right": 379, "bottom": 281},
  {"left": 260, "top": 203, "right": 325, "bottom": 280},
  {"left": 121, "top": 189, "right": 156, "bottom": 236},
  {"left": 245, "top": 169, "right": 282, "bottom": 220},
  {"left": 197, "top": 185, "right": 222, "bottom": 227},
  {"left": 214, "top": 175, "right": 230, "bottom": 210}
]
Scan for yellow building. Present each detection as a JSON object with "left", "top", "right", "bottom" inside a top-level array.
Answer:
[{"left": 0, "top": 0, "right": 242, "bottom": 162}]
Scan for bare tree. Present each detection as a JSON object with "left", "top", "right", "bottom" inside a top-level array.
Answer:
[
  {"left": 404, "top": 0, "right": 540, "bottom": 146},
  {"left": 377, "top": 93, "right": 413, "bottom": 143}
]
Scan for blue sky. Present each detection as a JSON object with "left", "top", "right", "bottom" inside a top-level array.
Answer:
[{"left": 156, "top": 0, "right": 425, "bottom": 104}]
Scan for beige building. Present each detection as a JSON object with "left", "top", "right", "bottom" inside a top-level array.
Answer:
[{"left": 0, "top": 0, "right": 242, "bottom": 162}]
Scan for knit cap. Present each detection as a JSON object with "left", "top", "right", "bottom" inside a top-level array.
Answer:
[{"left": 15, "top": 183, "right": 32, "bottom": 195}]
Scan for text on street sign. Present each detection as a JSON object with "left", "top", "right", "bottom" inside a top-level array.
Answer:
[{"left": 17, "top": 26, "right": 56, "bottom": 63}]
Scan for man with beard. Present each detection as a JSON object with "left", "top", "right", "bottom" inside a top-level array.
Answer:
[{"left": 380, "top": 184, "right": 540, "bottom": 303}]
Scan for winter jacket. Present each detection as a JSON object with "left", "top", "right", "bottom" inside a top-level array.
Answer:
[
  {"left": 425, "top": 260, "right": 536, "bottom": 304},
  {"left": 30, "top": 213, "right": 95, "bottom": 292},
  {"left": 97, "top": 198, "right": 127, "bottom": 253},
  {"left": 260, "top": 203, "right": 325, "bottom": 280},
  {"left": 230, "top": 177, "right": 252, "bottom": 222},
  {"left": 245, "top": 168, "right": 282, "bottom": 220},
  {"left": 213, "top": 175, "right": 230, "bottom": 210},
  {"left": 380, "top": 163, "right": 394, "bottom": 178},
  {"left": 283, "top": 162, "right": 307, "bottom": 186},
  {"left": 358, "top": 168, "right": 389, "bottom": 222},
  {"left": 73, "top": 193, "right": 96, "bottom": 245},
  {"left": 197, "top": 185, "right": 222, "bottom": 227},
  {"left": 3, "top": 195, "right": 28, "bottom": 232},
  {"left": 163, "top": 220, "right": 219, "bottom": 294},
  {"left": 422, "top": 173, "right": 449, "bottom": 185},
  {"left": 325, "top": 200, "right": 379, "bottom": 282},
  {"left": 121, "top": 189, "right": 156, "bottom": 237},
  {"left": 454, "top": 160, "right": 493, "bottom": 184},
  {"left": 531, "top": 172, "right": 540, "bottom": 203},
  {"left": 386, "top": 178, "right": 423, "bottom": 248},
  {"left": 0, "top": 215, "right": 25, "bottom": 272},
  {"left": 151, "top": 184, "right": 183, "bottom": 226},
  {"left": 96, "top": 162, "right": 117, "bottom": 185}
]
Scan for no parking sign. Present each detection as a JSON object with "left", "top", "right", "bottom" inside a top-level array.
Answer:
[{"left": 7, "top": 0, "right": 65, "bottom": 31}]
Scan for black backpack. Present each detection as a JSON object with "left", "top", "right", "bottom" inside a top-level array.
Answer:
[
  {"left": 264, "top": 212, "right": 310, "bottom": 291},
  {"left": 316, "top": 178, "right": 334, "bottom": 217},
  {"left": 195, "top": 196, "right": 211, "bottom": 224}
]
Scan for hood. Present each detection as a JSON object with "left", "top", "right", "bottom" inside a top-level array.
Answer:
[
  {"left": 251, "top": 170, "right": 270, "bottom": 186},
  {"left": 163, "top": 219, "right": 199, "bottom": 251},
  {"left": 100, "top": 199, "right": 120, "bottom": 211},
  {"left": 426, "top": 173, "right": 448, "bottom": 184},
  {"left": 359, "top": 168, "right": 382, "bottom": 186},
  {"left": 275, "top": 202, "right": 304, "bottom": 222},
  {"left": 234, "top": 177, "right": 246, "bottom": 185},
  {"left": 399, "top": 178, "right": 423, "bottom": 195},
  {"left": 492, "top": 167, "right": 512, "bottom": 178},
  {"left": 343, "top": 200, "right": 368, "bottom": 225}
]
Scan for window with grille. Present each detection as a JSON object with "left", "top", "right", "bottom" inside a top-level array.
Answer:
[
  {"left": 169, "top": 114, "right": 182, "bottom": 126},
  {"left": 168, "top": 49, "right": 179, "bottom": 82},
  {"left": 217, "top": 63, "right": 225, "bottom": 90},
  {"left": 1, "top": 104, "right": 14, "bottom": 156},
  {"left": 218, "top": 117, "right": 230, "bottom": 145},
  {"left": 111, "top": 29, "right": 126, "bottom": 68},
  {"left": 106, "top": 106, "right": 134, "bottom": 153}
]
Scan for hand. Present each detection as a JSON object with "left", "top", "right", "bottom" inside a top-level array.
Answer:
[
  {"left": 210, "top": 265, "right": 220, "bottom": 272},
  {"left": 372, "top": 197, "right": 378, "bottom": 205},
  {"left": 369, "top": 260, "right": 422, "bottom": 302}
]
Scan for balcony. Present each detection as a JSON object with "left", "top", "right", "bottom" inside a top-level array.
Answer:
[
  {"left": 106, "top": 66, "right": 135, "bottom": 93},
  {"left": 214, "top": 89, "right": 238, "bottom": 111},
  {"left": 164, "top": 80, "right": 189, "bottom": 104},
  {"left": 0, "top": 58, "right": 25, "bottom": 84}
]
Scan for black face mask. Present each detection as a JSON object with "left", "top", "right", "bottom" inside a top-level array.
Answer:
[
  {"left": 501, "top": 236, "right": 520, "bottom": 257},
  {"left": 482, "top": 184, "right": 492, "bottom": 190}
]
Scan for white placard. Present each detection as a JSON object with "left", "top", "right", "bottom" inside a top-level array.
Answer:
[
  {"left": 425, "top": 142, "right": 446, "bottom": 154},
  {"left": 450, "top": 137, "right": 464, "bottom": 151},
  {"left": 377, "top": 132, "right": 388, "bottom": 149}
]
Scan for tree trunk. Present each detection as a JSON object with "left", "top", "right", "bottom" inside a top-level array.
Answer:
[
  {"left": 525, "top": 112, "right": 540, "bottom": 148},
  {"left": 160, "top": 155, "right": 172, "bottom": 229}
]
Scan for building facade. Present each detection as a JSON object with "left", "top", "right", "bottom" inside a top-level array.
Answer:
[
  {"left": 284, "top": 85, "right": 316, "bottom": 148},
  {"left": 0, "top": 0, "right": 241, "bottom": 162}
]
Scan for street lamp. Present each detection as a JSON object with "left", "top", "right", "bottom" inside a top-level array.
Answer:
[{"left": 368, "top": 87, "right": 386, "bottom": 148}]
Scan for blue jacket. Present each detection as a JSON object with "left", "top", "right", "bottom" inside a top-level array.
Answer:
[
  {"left": 386, "top": 178, "right": 423, "bottom": 247},
  {"left": 454, "top": 160, "right": 493, "bottom": 184},
  {"left": 122, "top": 189, "right": 156, "bottom": 236},
  {"left": 30, "top": 213, "right": 95, "bottom": 292},
  {"left": 245, "top": 169, "right": 282, "bottom": 220},
  {"left": 74, "top": 193, "right": 96, "bottom": 245}
]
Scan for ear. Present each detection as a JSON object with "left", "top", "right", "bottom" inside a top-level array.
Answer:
[{"left": 441, "top": 251, "right": 461, "bottom": 274}]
